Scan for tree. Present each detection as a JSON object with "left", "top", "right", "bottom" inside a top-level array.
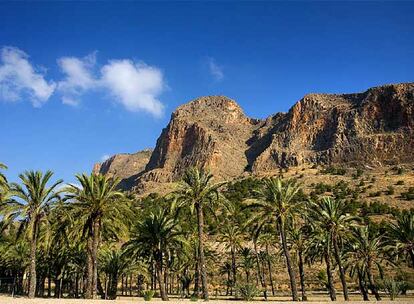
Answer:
[
  {"left": 123, "top": 207, "right": 185, "bottom": 301},
  {"left": 173, "top": 167, "right": 227, "bottom": 300},
  {"left": 3, "top": 170, "right": 62, "bottom": 298},
  {"left": 218, "top": 219, "right": 243, "bottom": 294},
  {"left": 288, "top": 219, "right": 309, "bottom": 301},
  {"left": 344, "top": 225, "right": 387, "bottom": 301},
  {"left": 387, "top": 211, "right": 414, "bottom": 268},
  {"left": 65, "top": 173, "right": 129, "bottom": 299},
  {"left": 246, "top": 177, "right": 302, "bottom": 301},
  {"left": 99, "top": 246, "right": 136, "bottom": 299},
  {"left": 308, "top": 197, "right": 358, "bottom": 301},
  {"left": 306, "top": 227, "right": 337, "bottom": 301}
]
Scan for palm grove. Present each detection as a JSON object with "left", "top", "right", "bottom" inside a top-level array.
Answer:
[{"left": 0, "top": 162, "right": 413, "bottom": 301}]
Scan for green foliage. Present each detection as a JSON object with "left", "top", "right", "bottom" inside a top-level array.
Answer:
[
  {"left": 401, "top": 187, "right": 414, "bottom": 201},
  {"left": 386, "top": 185, "right": 395, "bottom": 195},
  {"left": 379, "top": 278, "right": 404, "bottom": 300},
  {"left": 143, "top": 290, "right": 155, "bottom": 301},
  {"left": 320, "top": 166, "right": 347, "bottom": 175},
  {"left": 236, "top": 284, "right": 259, "bottom": 301}
]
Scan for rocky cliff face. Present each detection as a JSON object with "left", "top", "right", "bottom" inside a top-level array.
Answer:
[
  {"left": 92, "top": 149, "right": 152, "bottom": 190},
  {"left": 93, "top": 83, "right": 414, "bottom": 193}
]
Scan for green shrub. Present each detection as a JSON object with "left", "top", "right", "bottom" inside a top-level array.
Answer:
[
  {"left": 401, "top": 187, "right": 414, "bottom": 201},
  {"left": 380, "top": 278, "right": 403, "bottom": 300},
  {"left": 190, "top": 295, "right": 199, "bottom": 301},
  {"left": 386, "top": 186, "right": 395, "bottom": 195},
  {"left": 321, "top": 166, "right": 347, "bottom": 175},
  {"left": 143, "top": 290, "right": 155, "bottom": 301},
  {"left": 237, "top": 284, "right": 259, "bottom": 301}
]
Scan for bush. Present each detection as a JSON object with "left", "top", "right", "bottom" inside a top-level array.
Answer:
[
  {"left": 386, "top": 186, "right": 395, "bottom": 195},
  {"left": 368, "top": 191, "right": 382, "bottom": 197},
  {"left": 396, "top": 180, "right": 404, "bottom": 186},
  {"left": 237, "top": 284, "right": 259, "bottom": 301},
  {"left": 401, "top": 187, "right": 414, "bottom": 201},
  {"left": 380, "top": 278, "right": 404, "bottom": 300},
  {"left": 321, "top": 166, "right": 347, "bottom": 175},
  {"left": 143, "top": 290, "right": 155, "bottom": 301},
  {"left": 190, "top": 295, "right": 199, "bottom": 301}
]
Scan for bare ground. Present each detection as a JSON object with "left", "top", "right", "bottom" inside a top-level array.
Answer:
[{"left": 0, "top": 295, "right": 413, "bottom": 304}]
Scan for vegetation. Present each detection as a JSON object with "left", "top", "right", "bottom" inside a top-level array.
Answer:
[{"left": 0, "top": 163, "right": 414, "bottom": 301}]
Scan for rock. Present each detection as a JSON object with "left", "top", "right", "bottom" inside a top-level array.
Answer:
[{"left": 94, "top": 83, "right": 414, "bottom": 194}]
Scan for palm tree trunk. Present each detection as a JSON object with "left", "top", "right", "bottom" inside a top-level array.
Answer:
[
  {"left": 324, "top": 251, "right": 336, "bottom": 301},
  {"left": 85, "top": 235, "right": 94, "bottom": 299},
  {"left": 278, "top": 217, "right": 299, "bottom": 301},
  {"left": 332, "top": 237, "right": 349, "bottom": 301},
  {"left": 266, "top": 244, "right": 275, "bottom": 296},
  {"left": 357, "top": 269, "right": 369, "bottom": 301},
  {"left": 253, "top": 240, "right": 267, "bottom": 300},
  {"left": 28, "top": 220, "right": 38, "bottom": 298},
  {"left": 196, "top": 204, "right": 209, "bottom": 300},
  {"left": 193, "top": 256, "right": 200, "bottom": 297},
  {"left": 366, "top": 260, "right": 381, "bottom": 300},
  {"left": 298, "top": 250, "right": 307, "bottom": 301},
  {"left": 92, "top": 220, "right": 100, "bottom": 298},
  {"left": 156, "top": 256, "right": 169, "bottom": 301},
  {"left": 231, "top": 246, "right": 236, "bottom": 295}
]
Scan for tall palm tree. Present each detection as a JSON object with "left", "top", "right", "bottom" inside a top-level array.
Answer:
[
  {"left": 218, "top": 219, "right": 243, "bottom": 293},
  {"left": 65, "top": 173, "right": 129, "bottom": 299},
  {"left": 308, "top": 197, "right": 358, "bottom": 301},
  {"left": 387, "top": 211, "right": 414, "bottom": 267},
  {"left": 344, "top": 226, "right": 387, "bottom": 301},
  {"left": 123, "top": 207, "right": 185, "bottom": 301},
  {"left": 306, "top": 226, "right": 337, "bottom": 301},
  {"left": 246, "top": 177, "right": 302, "bottom": 301},
  {"left": 173, "top": 167, "right": 227, "bottom": 300},
  {"left": 288, "top": 219, "right": 309, "bottom": 301},
  {"left": 3, "top": 170, "right": 62, "bottom": 298}
]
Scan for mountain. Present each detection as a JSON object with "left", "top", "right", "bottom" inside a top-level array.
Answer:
[{"left": 93, "top": 83, "right": 414, "bottom": 194}]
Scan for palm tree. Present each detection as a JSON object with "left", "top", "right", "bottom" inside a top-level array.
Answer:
[
  {"left": 246, "top": 177, "right": 302, "bottom": 301},
  {"left": 218, "top": 219, "right": 243, "bottom": 294},
  {"left": 306, "top": 226, "right": 337, "bottom": 301},
  {"left": 173, "top": 167, "right": 227, "bottom": 300},
  {"left": 65, "top": 173, "right": 129, "bottom": 299},
  {"left": 3, "top": 170, "right": 62, "bottom": 298},
  {"left": 288, "top": 219, "right": 309, "bottom": 301},
  {"left": 99, "top": 247, "right": 136, "bottom": 299},
  {"left": 387, "top": 211, "right": 414, "bottom": 267},
  {"left": 344, "top": 225, "right": 387, "bottom": 301},
  {"left": 123, "top": 207, "right": 185, "bottom": 301},
  {"left": 0, "top": 162, "right": 12, "bottom": 207},
  {"left": 308, "top": 197, "right": 358, "bottom": 301}
]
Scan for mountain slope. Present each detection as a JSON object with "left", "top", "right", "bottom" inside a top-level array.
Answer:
[{"left": 93, "top": 83, "right": 414, "bottom": 194}]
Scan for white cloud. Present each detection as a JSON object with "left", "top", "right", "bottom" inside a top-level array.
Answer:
[
  {"left": 101, "top": 154, "right": 110, "bottom": 162},
  {"left": 101, "top": 60, "right": 164, "bottom": 117},
  {"left": 57, "top": 53, "right": 165, "bottom": 116},
  {"left": 208, "top": 57, "right": 224, "bottom": 81},
  {"left": 57, "top": 52, "right": 97, "bottom": 106},
  {"left": 0, "top": 46, "right": 56, "bottom": 107}
]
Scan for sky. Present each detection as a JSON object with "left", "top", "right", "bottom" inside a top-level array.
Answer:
[{"left": 0, "top": 1, "right": 413, "bottom": 184}]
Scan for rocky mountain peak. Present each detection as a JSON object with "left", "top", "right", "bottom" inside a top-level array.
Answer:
[{"left": 93, "top": 82, "right": 414, "bottom": 195}]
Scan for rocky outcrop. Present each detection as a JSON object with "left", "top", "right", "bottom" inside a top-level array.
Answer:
[
  {"left": 93, "top": 83, "right": 414, "bottom": 194},
  {"left": 93, "top": 149, "right": 152, "bottom": 190},
  {"left": 251, "top": 83, "right": 414, "bottom": 171}
]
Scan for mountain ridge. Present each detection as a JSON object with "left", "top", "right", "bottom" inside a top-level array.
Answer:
[{"left": 93, "top": 82, "right": 414, "bottom": 194}]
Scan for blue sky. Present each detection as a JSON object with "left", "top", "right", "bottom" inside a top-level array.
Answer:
[{"left": 0, "top": 1, "right": 413, "bottom": 184}]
